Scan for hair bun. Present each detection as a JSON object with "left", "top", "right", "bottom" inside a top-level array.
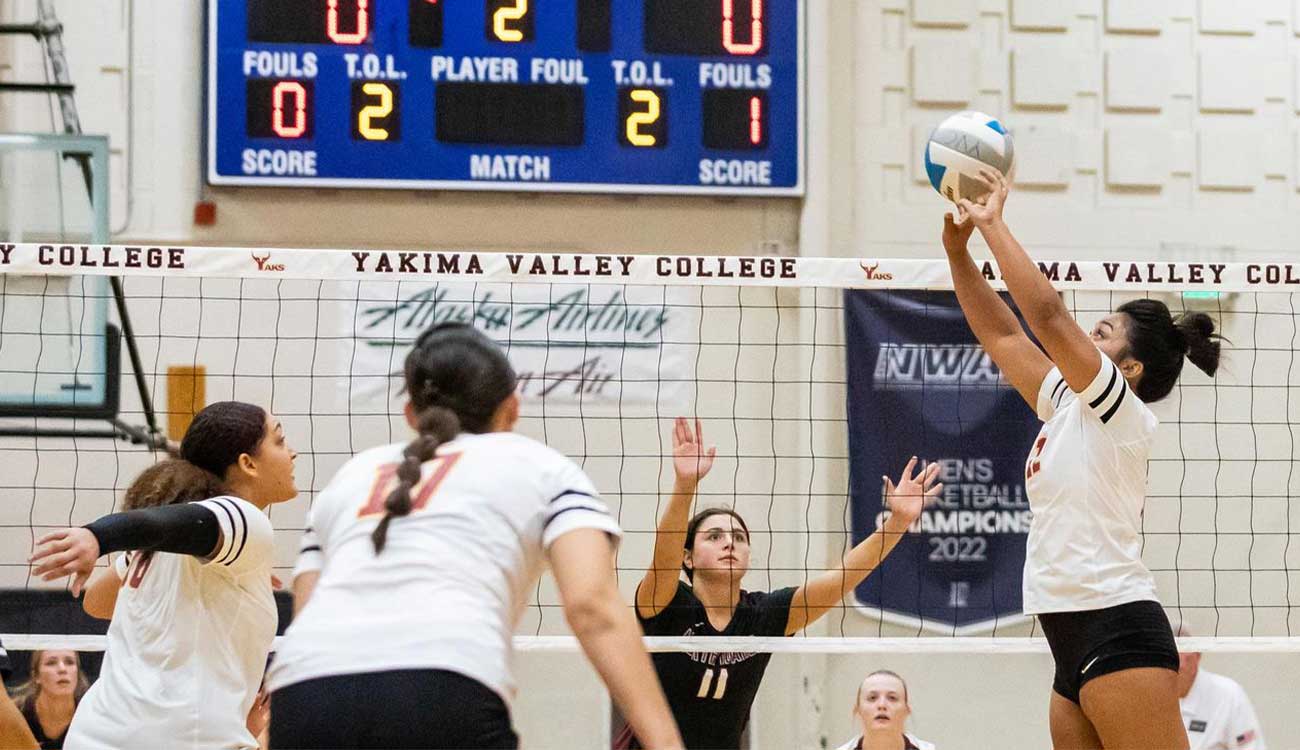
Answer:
[{"left": 1174, "top": 312, "right": 1222, "bottom": 377}]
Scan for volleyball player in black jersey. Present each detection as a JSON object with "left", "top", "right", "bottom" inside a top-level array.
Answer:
[{"left": 616, "top": 418, "right": 941, "bottom": 749}]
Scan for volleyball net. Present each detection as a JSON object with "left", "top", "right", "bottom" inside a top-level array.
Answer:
[{"left": 2, "top": 244, "right": 1298, "bottom": 655}]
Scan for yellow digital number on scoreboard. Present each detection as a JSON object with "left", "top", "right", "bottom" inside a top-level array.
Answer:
[{"left": 350, "top": 81, "right": 402, "bottom": 142}]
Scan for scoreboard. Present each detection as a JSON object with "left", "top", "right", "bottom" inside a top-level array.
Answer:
[{"left": 206, "top": 0, "right": 803, "bottom": 195}]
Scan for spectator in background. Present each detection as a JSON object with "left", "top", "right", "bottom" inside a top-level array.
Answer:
[
  {"left": 1176, "top": 624, "right": 1266, "bottom": 750},
  {"left": 12, "top": 650, "right": 88, "bottom": 749},
  {"left": 0, "top": 639, "right": 39, "bottom": 750},
  {"left": 836, "top": 670, "right": 935, "bottom": 750}
]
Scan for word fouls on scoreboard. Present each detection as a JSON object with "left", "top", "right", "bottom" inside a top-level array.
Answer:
[{"left": 242, "top": 0, "right": 772, "bottom": 151}]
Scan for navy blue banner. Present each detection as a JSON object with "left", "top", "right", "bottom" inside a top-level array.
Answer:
[{"left": 845, "top": 290, "right": 1040, "bottom": 631}]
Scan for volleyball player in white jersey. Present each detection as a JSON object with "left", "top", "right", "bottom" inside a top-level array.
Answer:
[
  {"left": 267, "top": 322, "right": 681, "bottom": 749},
  {"left": 943, "top": 171, "right": 1221, "bottom": 749},
  {"left": 29, "top": 401, "right": 298, "bottom": 750}
]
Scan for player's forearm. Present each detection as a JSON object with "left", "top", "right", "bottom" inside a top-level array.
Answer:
[
  {"left": 977, "top": 219, "right": 1068, "bottom": 329},
  {"left": 648, "top": 478, "right": 697, "bottom": 572},
  {"left": 82, "top": 567, "right": 122, "bottom": 619},
  {"left": 826, "top": 515, "right": 912, "bottom": 601},
  {"left": 945, "top": 244, "right": 1023, "bottom": 344},
  {"left": 0, "top": 693, "right": 38, "bottom": 750},
  {"left": 85, "top": 503, "right": 220, "bottom": 558},
  {"left": 569, "top": 598, "right": 682, "bottom": 749},
  {"left": 291, "top": 570, "right": 320, "bottom": 616}
]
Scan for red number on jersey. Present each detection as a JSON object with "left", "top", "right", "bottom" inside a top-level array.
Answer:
[
  {"left": 357, "top": 452, "right": 462, "bottom": 518},
  {"left": 1025, "top": 436, "right": 1048, "bottom": 479},
  {"left": 126, "top": 553, "right": 154, "bottom": 589}
]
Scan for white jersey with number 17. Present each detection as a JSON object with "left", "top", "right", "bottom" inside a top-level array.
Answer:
[
  {"left": 1023, "top": 353, "right": 1161, "bottom": 615},
  {"left": 266, "top": 431, "right": 621, "bottom": 706}
]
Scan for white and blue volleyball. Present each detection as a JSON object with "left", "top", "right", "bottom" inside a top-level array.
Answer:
[{"left": 924, "top": 111, "right": 1015, "bottom": 203}]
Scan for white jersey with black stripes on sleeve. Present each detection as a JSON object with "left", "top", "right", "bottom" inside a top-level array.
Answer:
[
  {"left": 266, "top": 431, "right": 621, "bottom": 706},
  {"left": 1022, "top": 352, "right": 1161, "bottom": 615},
  {"left": 64, "top": 496, "right": 277, "bottom": 750}
]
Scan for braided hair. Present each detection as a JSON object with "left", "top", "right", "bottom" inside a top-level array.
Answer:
[{"left": 371, "top": 323, "right": 518, "bottom": 553}]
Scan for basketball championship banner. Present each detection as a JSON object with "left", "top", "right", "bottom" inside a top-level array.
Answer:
[
  {"left": 346, "top": 281, "right": 698, "bottom": 407},
  {"left": 845, "top": 291, "right": 1040, "bottom": 632}
]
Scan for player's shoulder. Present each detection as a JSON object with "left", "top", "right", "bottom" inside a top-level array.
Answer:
[
  {"left": 346, "top": 442, "right": 409, "bottom": 471},
  {"left": 465, "top": 431, "right": 567, "bottom": 460},
  {"left": 200, "top": 493, "right": 259, "bottom": 512}
]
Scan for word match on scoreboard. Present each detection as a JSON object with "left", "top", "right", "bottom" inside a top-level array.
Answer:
[{"left": 207, "top": 0, "right": 803, "bottom": 195}]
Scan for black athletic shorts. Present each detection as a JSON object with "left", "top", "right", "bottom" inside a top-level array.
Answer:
[
  {"left": 270, "top": 668, "right": 518, "bottom": 749},
  {"left": 1038, "top": 599, "right": 1179, "bottom": 704}
]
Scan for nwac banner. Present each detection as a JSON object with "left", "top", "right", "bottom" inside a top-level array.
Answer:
[{"left": 846, "top": 290, "right": 1041, "bottom": 632}]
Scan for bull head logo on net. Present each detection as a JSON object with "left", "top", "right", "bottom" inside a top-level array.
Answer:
[
  {"left": 860, "top": 261, "right": 893, "bottom": 281},
  {"left": 251, "top": 253, "right": 284, "bottom": 272}
]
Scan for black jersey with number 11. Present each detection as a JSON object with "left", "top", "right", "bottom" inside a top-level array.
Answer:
[{"left": 621, "top": 582, "right": 796, "bottom": 750}]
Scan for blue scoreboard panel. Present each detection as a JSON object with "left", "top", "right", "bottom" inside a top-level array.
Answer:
[{"left": 206, "top": 0, "right": 803, "bottom": 195}]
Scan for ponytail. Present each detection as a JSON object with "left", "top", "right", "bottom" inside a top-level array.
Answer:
[
  {"left": 1116, "top": 299, "right": 1225, "bottom": 403},
  {"left": 1176, "top": 311, "right": 1222, "bottom": 377},
  {"left": 372, "top": 322, "right": 517, "bottom": 553},
  {"left": 123, "top": 459, "right": 226, "bottom": 511},
  {"left": 371, "top": 405, "right": 461, "bottom": 554}
]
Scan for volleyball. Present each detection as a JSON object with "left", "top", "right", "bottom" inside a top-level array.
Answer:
[{"left": 924, "top": 111, "right": 1015, "bottom": 203}]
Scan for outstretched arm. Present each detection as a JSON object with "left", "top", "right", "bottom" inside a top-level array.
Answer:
[
  {"left": 959, "top": 171, "right": 1102, "bottom": 392},
  {"left": 942, "top": 211, "right": 1053, "bottom": 408},
  {"left": 785, "top": 458, "right": 943, "bottom": 635},
  {"left": 635, "top": 418, "right": 716, "bottom": 619},
  {"left": 552, "top": 529, "right": 683, "bottom": 750},
  {"left": 30, "top": 503, "right": 223, "bottom": 596}
]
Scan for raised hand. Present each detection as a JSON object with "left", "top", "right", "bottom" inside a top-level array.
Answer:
[
  {"left": 29, "top": 527, "right": 102, "bottom": 596},
  {"left": 956, "top": 168, "right": 1010, "bottom": 228},
  {"left": 942, "top": 210, "right": 977, "bottom": 255},
  {"left": 672, "top": 417, "right": 716, "bottom": 485},
  {"left": 882, "top": 457, "right": 944, "bottom": 526}
]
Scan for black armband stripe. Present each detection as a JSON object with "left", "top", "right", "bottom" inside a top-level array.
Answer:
[
  {"left": 215, "top": 498, "right": 250, "bottom": 567},
  {"left": 1088, "top": 363, "right": 1119, "bottom": 410},
  {"left": 1099, "top": 382, "right": 1128, "bottom": 424},
  {"left": 543, "top": 504, "right": 610, "bottom": 530},
  {"left": 208, "top": 499, "right": 240, "bottom": 564},
  {"left": 1050, "top": 378, "right": 1067, "bottom": 405},
  {"left": 546, "top": 489, "right": 598, "bottom": 505}
]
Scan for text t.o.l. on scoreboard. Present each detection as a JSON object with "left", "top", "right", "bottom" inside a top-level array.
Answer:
[{"left": 206, "top": 0, "right": 804, "bottom": 195}]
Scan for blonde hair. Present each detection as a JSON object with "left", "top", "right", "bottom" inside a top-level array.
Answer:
[
  {"left": 853, "top": 669, "right": 910, "bottom": 711},
  {"left": 11, "top": 650, "right": 89, "bottom": 710}
]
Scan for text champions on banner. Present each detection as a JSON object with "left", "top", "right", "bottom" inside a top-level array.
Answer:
[
  {"left": 347, "top": 281, "right": 698, "bottom": 408},
  {"left": 8, "top": 243, "right": 1300, "bottom": 292},
  {"left": 845, "top": 290, "right": 1041, "bottom": 633}
]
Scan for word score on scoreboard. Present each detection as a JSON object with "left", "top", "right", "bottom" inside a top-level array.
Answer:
[{"left": 207, "top": 0, "right": 803, "bottom": 195}]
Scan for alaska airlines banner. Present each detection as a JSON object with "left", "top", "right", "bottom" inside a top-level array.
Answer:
[
  {"left": 347, "top": 281, "right": 698, "bottom": 407},
  {"left": 846, "top": 291, "right": 1040, "bottom": 631}
]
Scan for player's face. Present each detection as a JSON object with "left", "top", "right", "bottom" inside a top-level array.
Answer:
[
  {"left": 689, "top": 514, "right": 751, "bottom": 578},
  {"left": 1090, "top": 313, "right": 1132, "bottom": 369},
  {"left": 247, "top": 414, "right": 298, "bottom": 505},
  {"left": 36, "top": 650, "right": 78, "bottom": 698},
  {"left": 856, "top": 673, "right": 909, "bottom": 732}
]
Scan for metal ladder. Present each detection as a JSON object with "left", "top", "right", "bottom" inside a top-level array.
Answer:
[{"left": 0, "top": 0, "right": 167, "bottom": 450}]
